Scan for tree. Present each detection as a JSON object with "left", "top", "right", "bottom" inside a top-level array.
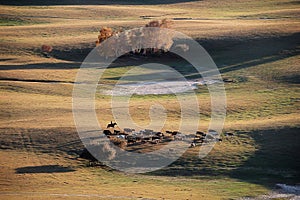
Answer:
[{"left": 95, "top": 19, "right": 174, "bottom": 57}]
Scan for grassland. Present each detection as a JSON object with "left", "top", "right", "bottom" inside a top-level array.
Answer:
[{"left": 0, "top": 0, "right": 299, "bottom": 199}]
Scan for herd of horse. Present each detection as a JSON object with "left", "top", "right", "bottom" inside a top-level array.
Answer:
[
  {"left": 103, "top": 121, "right": 223, "bottom": 148},
  {"left": 80, "top": 121, "right": 227, "bottom": 164}
]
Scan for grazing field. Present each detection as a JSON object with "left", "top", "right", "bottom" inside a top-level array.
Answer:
[{"left": 0, "top": 0, "right": 300, "bottom": 199}]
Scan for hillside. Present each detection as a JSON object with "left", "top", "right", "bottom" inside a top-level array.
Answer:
[{"left": 0, "top": 0, "right": 299, "bottom": 199}]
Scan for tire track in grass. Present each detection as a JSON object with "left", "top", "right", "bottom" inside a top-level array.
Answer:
[{"left": 19, "top": 130, "right": 64, "bottom": 182}]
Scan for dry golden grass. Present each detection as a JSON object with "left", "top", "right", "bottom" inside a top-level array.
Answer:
[
  {"left": 1, "top": 0, "right": 299, "bottom": 52},
  {"left": 1, "top": 1, "right": 300, "bottom": 199},
  {"left": 0, "top": 150, "right": 269, "bottom": 200}
]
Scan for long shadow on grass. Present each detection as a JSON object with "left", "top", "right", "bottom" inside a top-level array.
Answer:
[
  {"left": 0, "top": 0, "right": 200, "bottom": 6},
  {"left": 0, "top": 33, "right": 299, "bottom": 80},
  {"left": 100, "top": 32, "right": 300, "bottom": 81},
  {"left": 228, "top": 127, "right": 300, "bottom": 187},
  {"left": 148, "top": 127, "right": 300, "bottom": 188},
  {"left": 0, "top": 62, "right": 81, "bottom": 70},
  {"left": 200, "top": 32, "right": 300, "bottom": 74},
  {"left": 16, "top": 165, "right": 75, "bottom": 174}
]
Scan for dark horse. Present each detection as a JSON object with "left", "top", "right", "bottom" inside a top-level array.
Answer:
[{"left": 107, "top": 121, "right": 117, "bottom": 128}]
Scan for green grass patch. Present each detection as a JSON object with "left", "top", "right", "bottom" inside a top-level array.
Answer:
[{"left": 0, "top": 17, "right": 46, "bottom": 26}]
